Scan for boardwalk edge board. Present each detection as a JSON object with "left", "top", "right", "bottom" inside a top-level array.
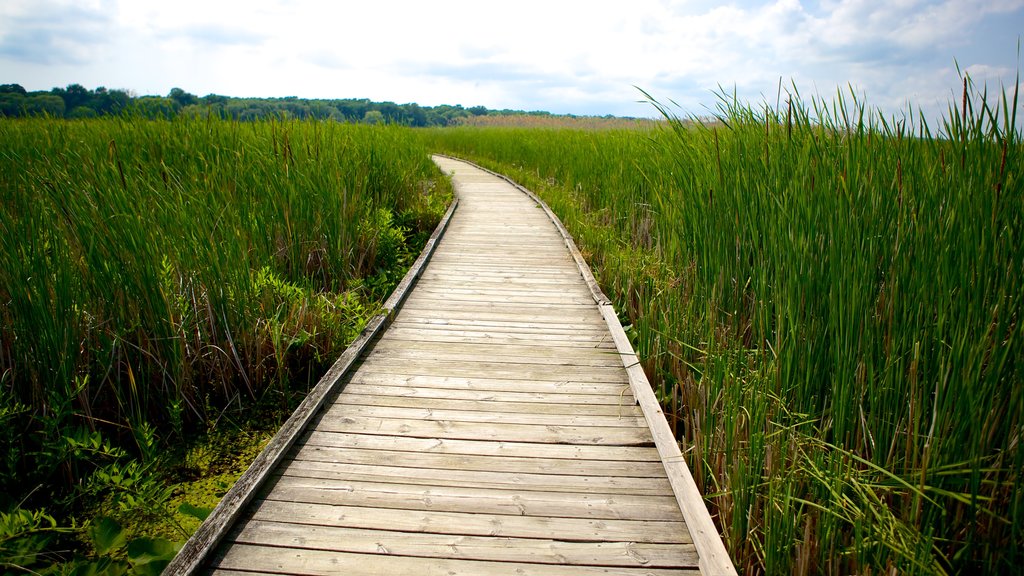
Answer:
[
  {"left": 163, "top": 194, "right": 459, "bottom": 575},
  {"left": 435, "top": 154, "right": 737, "bottom": 576}
]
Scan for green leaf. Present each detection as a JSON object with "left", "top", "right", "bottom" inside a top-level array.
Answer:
[
  {"left": 177, "top": 502, "right": 211, "bottom": 521},
  {"left": 90, "top": 516, "right": 126, "bottom": 556},
  {"left": 68, "top": 556, "right": 130, "bottom": 576},
  {"left": 126, "top": 536, "right": 179, "bottom": 566}
]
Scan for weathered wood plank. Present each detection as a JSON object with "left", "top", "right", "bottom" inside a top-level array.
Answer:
[
  {"left": 421, "top": 265, "right": 583, "bottom": 278},
  {"left": 394, "top": 308, "right": 608, "bottom": 326},
  {"left": 319, "top": 404, "right": 647, "bottom": 428},
  {"left": 391, "top": 315, "right": 611, "bottom": 333},
  {"left": 381, "top": 326, "right": 617, "bottom": 347},
  {"left": 352, "top": 358, "right": 631, "bottom": 383},
  {"left": 369, "top": 338, "right": 620, "bottom": 358},
  {"left": 400, "top": 296, "right": 602, "bottom": 313},
  {"left": 278, "top": 459, "right": 673, "bottom": 496},
  {"left": 210, "top": 543, "right": 699, "bottom": 575},
  {"left": 333, "top": 393, "right": 643, "bottom": 417},
  {"left": 406, "top": 291, "right": 596, "bottom": 306},
  {"left": 298, "top": 432, "right": 662, "bottom": 462},
  {"left": 409, "top": 283, "right": 594, "bottom": 297},
  {"left": 228, "top": 520, "right": 698, "bottom": 568},
  {"left": 364, "top": 346, "right": 623, "bottom": 368},
  {"left": 337, "top": 384, "right": 637, "bottom": 406},
  {"left": 312, "top": 415, "right": 653, "bottom": 445},
  {"left": 404, "top": 284, "right": 591, "bottom": 297},
  {"left": 290, "top": 444, "right": 667, "bottom": 476},
  {"left": 344, "top": 372, "right": 635, "bottom": 395},
  {"left": 246, "top": 500, "right": 691, "bottom": 544},
  {"left": 261, "top": 476, "right": 684, "bottom": 521},
  {"left": 419, "top": 276, "right": 578, "bottom": 287}
]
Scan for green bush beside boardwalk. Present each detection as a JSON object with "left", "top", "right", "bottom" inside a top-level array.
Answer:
[{"left": 0, "top": 116, "right": 451, "bottom": 572}]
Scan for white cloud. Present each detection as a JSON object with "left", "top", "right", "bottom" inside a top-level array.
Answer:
[{"left": 1, "top": 0, "right": 1020, "bottom": 120}]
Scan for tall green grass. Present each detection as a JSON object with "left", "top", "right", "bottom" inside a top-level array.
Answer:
[
  {"left": 424, "top": 79, "right": 1022, "bottom": 574},
  {"left": 0, "top": 116, "right": 449, "bottom": 531}
]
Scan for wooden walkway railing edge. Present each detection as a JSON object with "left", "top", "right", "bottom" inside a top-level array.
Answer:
[
  {"left": 163, "top": 195, "right": 460, "bottom": 575},
  {"left": 439, "top": 154, "right": 737, "bottom": 576}
]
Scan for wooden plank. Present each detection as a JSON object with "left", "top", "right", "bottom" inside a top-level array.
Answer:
[
  {"left": 292, "top": 444, "right": 666, "bottom": 476},
  {"left": 423, "top": 255, "right": 581, "bottom": 266},
  {"left": 353, "top": 358, "right": 630, "bottom": 383},
  {"left": 410, "top": 287, "right": 594, "bottom": 302},
  {"left": 333, "top": 393, "right": 644, "bottom": 417},
  {"left": 410, "top": 282, "right": 593, "bottom": 295},
  {"left": 338, "top": 384, "right": 637, "bottom": 406},
  {"left": 261, "top": 476, "right": 684, "bottom": 521},
  {"left": 393, "top": 313, "right": 610, "bottom": 332},
  {"left": 420, "top": 265, "right": 583, "bottom": 278},
  {"left": 425, "top": 255, "right": 579, "bottom": 268},
  {"left": 405, "top": 292, "right": 596, "bottom": 306},
  {"left": 229, "top": 520, "right": 697, "bottom": 568},
  {"left": 401, "top": 295, "right": 600, "bottom": 312},
  {"left": 416, "top": 276, "right": 591, "bottom": 289},
  {"left": 344, "top": 372, "right": 635, "bottom": 395},
  {"left": 364, "top": 346, "right": 623, "bottom": 368},
  {"left": 279, "top": 459, "right": 673, "bottom": 496},
  {"left": 369, "top": 338, "right": 619, "bottom": 358},
  {"left": 313, "top": 415, "right": 653, "bottom": 445},
  {"left": 381, "top": 326, "right": 616, "bottom": 347},
  {"left": 319, "top": 404, "right": 647, "bottom": 428},
  {"left": 394, "top": 308, "right": 602, "bottom": 320},
  {"left": 211, "top": 543, "right": 699, "bottom": 575},
  {"left": 298, "top": 432, "right": 662, "bottom": 462},
  {"left": 248, "top": 499, "right": 691, "bottom": 544}
]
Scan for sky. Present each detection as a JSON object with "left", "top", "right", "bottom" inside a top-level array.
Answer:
[{"left": 1, "top": 0, "right": 1022, "bottom": 122}]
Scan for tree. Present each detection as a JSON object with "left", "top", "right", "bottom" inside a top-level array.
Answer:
[
  {"left": 132, "top": 96, "right": 176, "bottom": 119},
  {"left": 336, "top": 99, "right": 369, "bottom": 121},
  {"left": 362, "top": 110, "right": 385, "bottom": 124},
  {"left": 168, "top": 87, "right": 198, "bottom": 108},
  {"left": 404, "top": 103, "right": 428, "bottom": 127},
  {"left": 52, "top": 83, "right": 90, "bottom": 111},
  {"left": 90, "top": 87, "right": 130, "bottom": 115},
  {"left": 24, "top": 94, "right": 66, "bottom": 117},
  {"left": 201, "top": 94, "right": 228, "bottom": 106},
  {"left": 0, "top": 92, "right": 26, "bottom": 116},
  {"left": 68, "top": 106, "right": 97, "bottom": 119},
  {"left": 0, "top": 84, "right": 26, "bottom": 95}
]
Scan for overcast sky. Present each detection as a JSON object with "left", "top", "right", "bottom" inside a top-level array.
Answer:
[{"left": 1, "top": 0, "right": 1022, "bottom": 121}]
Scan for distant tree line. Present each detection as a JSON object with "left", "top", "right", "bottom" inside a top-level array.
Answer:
[{"left": 0, "top": 83, "right": 585, "bottom": 126}]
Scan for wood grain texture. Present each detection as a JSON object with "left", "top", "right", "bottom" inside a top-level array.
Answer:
[
  {"left": 211, "top": 544, "right": 700, "bottom": 575},
  {"left": 228, "top": 520, "right": 698, "bottom": 567},
  {"left": 246, "top": 499, "right": 692, "bottom": 543}
]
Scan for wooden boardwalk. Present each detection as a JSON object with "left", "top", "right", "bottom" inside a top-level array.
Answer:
[{"left": 167, "top": 156, "right": 735, "bottom": 575}]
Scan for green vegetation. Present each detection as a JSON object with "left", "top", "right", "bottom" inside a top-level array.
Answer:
[
  {"left": 0, "top": 116, "right": 451, "bottom": 572},
  {"left": 1, "top": 83, "right": 638, "bottom": 126},
  {"left": 423, "top": 78, "right": 1022, "bottom": 574}
]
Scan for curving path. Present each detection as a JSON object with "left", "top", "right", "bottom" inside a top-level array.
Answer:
[{"left": 167, "top": 156, "right": 735, "bottom": 575}]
